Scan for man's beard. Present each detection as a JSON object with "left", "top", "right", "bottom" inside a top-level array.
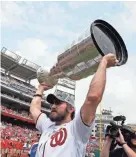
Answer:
[{"left": 49, "top": 109, "right": 68, "bottom": 122}]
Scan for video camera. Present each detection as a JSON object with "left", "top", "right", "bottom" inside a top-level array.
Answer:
[
  {"left": 106, "top": 115, "right": 135, "bottom": 140},
  {"left": 105, "top": 115, "right": 136, "bottom": 150}
]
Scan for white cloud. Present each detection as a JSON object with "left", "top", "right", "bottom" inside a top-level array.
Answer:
[
  {"left": 123, "top": 2, "right": 136, "bottom": 33},
  {"left": 17, "top": 38, "right": 48, "bottom": 59},
  {"left": 68, "top": 1, "right": 89, "bottom": 9},
  {"left": 1, "top": 1, "right": 26, "bottom": 26},
  {"left": 106, "top": 1, "right": 136, "bottom": 38},
  {"left": 47, "top": 2, "right": 70, "bottom": 23},
  {"left": 17, "top": 38, "right": 59, "bottom": 69},
  {"left": 1, "top": 2, "right": 73, "bottom": 37}
]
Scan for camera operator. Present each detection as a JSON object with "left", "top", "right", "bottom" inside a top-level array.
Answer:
[{"left": 100, "top": 129, "right": 136, "bottom": 157}]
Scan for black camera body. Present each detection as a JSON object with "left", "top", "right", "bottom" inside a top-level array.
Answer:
[
  {"left": 105, "top": 115, "right": 136, "bottom": 151},
  {"left": 106, "top": 115, "right": 135, "bottom": 139}
]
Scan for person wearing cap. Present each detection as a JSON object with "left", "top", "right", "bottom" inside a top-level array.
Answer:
[
  {"left": 28, "top": 134, "right": 41, "bottom": 157},
  {"left": 30, "top": 53, "right": 118, "bottom": 157}
]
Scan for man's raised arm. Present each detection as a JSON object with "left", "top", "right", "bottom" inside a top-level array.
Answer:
[
  {"left": 30, "top": 85, "right": 50, "bottom": 123},
  {"left": 81, "top": 54, "right": 118, "bottom": 126}
]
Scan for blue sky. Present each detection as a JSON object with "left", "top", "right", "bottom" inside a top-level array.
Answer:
[{"left": 1, "top": 1, "right": 136, "bottom": 123}]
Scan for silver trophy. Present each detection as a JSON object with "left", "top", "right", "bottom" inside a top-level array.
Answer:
[{"left": 37, "top": 19, "right": 128, "bottom": 87}]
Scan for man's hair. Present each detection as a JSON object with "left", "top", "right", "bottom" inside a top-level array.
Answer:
[
  {"left": 71, "top": 111, "right": 75, "bottom": 120},
  {"left": 66, "top": 103, "right": 75, "bottom": 120}
]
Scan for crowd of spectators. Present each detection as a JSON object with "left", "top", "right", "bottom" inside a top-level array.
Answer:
[
  {"left": 1, "top": 73, "right": 45, "bottom": 156},
  {"left": 1, "top": 92, "right": 31, "bottom": 106},
  {"left": 1, "top": 73, "right": 36, "bottom": 96},
  {"left": 1, "top": 72, "right": 47, "bottom": 101},
  {"left": 1, "top": 105, "right": 32, "bottom": 120},
  {"left": 1, "top": 121, "right": 40, "bottom": 150}
]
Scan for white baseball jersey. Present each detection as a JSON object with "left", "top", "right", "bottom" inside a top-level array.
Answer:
[{"left": 35, "top": 110, "right": 94, "bottom": 157}]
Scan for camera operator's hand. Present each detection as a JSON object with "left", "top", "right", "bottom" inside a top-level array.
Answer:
[
  {"left": 114, "top": 129, "right": 136, "bottom": 157},
  {"left": 105, "top": 135, "right": 113, "bottom": 143},
  {"left": 100, "top": 135, "right": 113, "bottom": 157},
  {"left": 116, "top": 129, "right": 126, "bottom": 144}
]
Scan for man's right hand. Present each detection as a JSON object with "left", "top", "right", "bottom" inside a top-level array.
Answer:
[
  {"left": 30, "top": 83, "right": 52, "bottom": 124},
  {"left": 102, "top": 53, "right": 119, "bottom": 68},
  {"left": 35, "top": 83, "right": 52, "bottom": 97},
  {"left": 39, "top": 83, "right": 52, "bottom": 91},
  {"left": 37, "top": 68, "right": 57, "bottom": 87}
]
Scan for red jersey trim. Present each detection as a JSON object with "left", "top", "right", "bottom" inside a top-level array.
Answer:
[
  {"left": 36, "top": 112, "right": 43, "bottom": 126},
  {"left": 80, "top": 109, "right": 91, "bottom": 127}
]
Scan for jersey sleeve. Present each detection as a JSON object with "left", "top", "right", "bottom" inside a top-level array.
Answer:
[
  {"left": 70, "top": 109, "right": 95, "bottom": 143},
  {"left": 36, "top": 113, "right": 53, "bottom": 133}
]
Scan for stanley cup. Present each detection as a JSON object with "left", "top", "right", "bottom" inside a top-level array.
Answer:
[{"left": 37, "top": 19, "right": 128, "bottom": 87}]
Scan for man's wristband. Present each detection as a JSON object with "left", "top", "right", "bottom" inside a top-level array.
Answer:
[
  {"left": 33, "top": 94, "right": 42, "bottom": 98},
  {"left": 120, "top": 142, "right": 127, "bottom": 146}
]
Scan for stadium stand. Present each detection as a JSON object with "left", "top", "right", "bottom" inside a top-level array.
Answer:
[
  {"left": 1, "top": 105, "right": 32, "bottom": 120},
  {"left": 0, "top": 47, "right": 50, "bottom": 157}
]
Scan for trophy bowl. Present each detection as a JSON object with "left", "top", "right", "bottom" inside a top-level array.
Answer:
[{"left": 37, "top": 19, "right": 128, "bottom": 86}]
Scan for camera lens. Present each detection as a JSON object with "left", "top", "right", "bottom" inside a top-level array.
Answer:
[{"left": 110, "top": 128, "right": 118, "bottom": 137}]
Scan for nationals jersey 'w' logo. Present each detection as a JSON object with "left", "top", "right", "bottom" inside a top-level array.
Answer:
[{"left": 50, "top": 128, "right": 67, "bottom": 147}]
